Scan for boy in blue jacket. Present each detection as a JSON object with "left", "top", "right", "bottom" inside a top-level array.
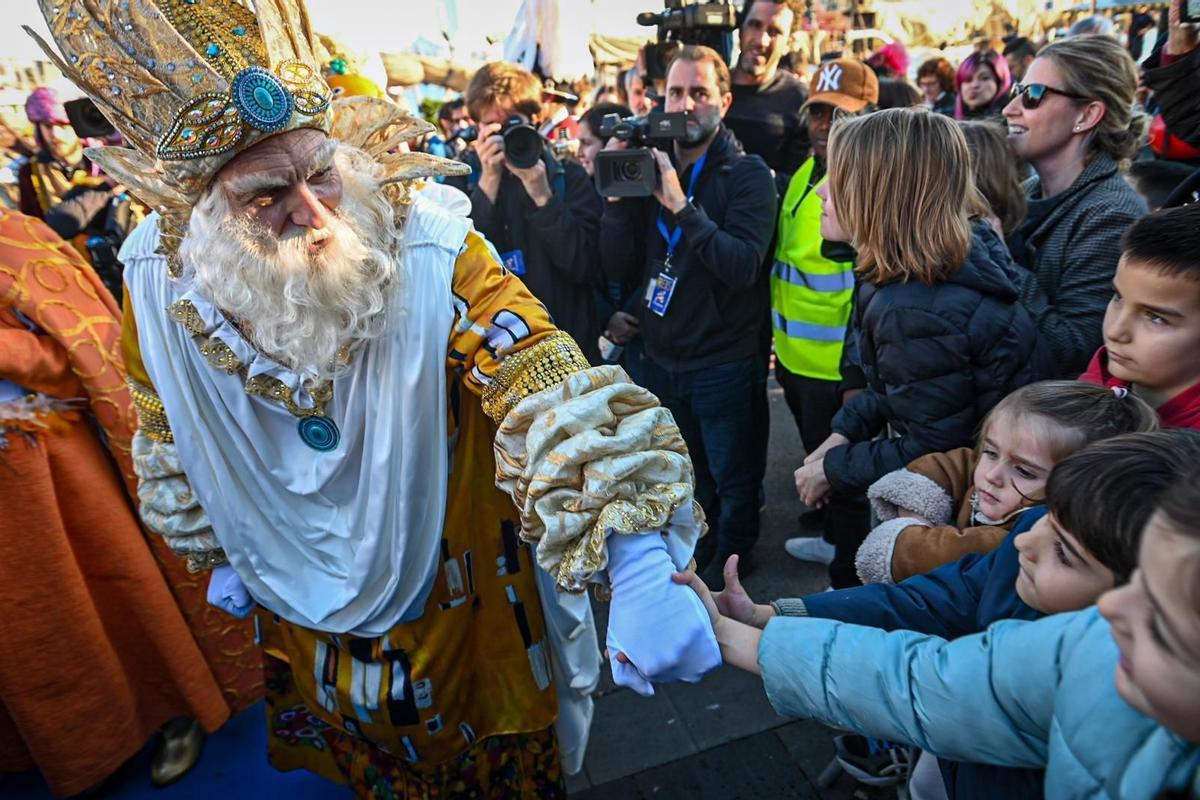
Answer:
[{"left": 678, "top": 430, "right": 1200, "bottom": 798}]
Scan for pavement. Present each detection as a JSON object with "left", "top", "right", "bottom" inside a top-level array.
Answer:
[{"left": 565, "top": 380, "right": 867, "bottom": 800}]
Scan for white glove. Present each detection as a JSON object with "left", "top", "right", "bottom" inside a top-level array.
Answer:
[
  {"left": 605, "top": 531, "right": 721, "bottom": 696},
  {"left": 206, "top": 564, "right": 255, "bottom": 618}
]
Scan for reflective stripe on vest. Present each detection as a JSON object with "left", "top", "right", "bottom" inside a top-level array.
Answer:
[
  {"left": 771, "top": 157, "right": 854, "bottom": 382},
  {"left": 772, "top": 312, "right": 847, "bottom": 342},
  {"left": 772, "top": 260, "right": 856, "bottom": 293}
]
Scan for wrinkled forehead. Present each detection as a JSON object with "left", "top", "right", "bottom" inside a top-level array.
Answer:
[{"left": 213, "top": 128, "right": 336, "bottom": 193}]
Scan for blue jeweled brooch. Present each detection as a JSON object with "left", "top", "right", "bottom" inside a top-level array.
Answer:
[{"left": 230, "top": 66, "right": 294, "bottom": 132}]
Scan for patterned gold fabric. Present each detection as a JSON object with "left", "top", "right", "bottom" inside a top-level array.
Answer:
[
  {"left": 128, "top": 377, "right": 173, "bottom": 444},
  {"left": 494, "top": 365, "right": 705, "bottom": 592},
  {"left": 131, "top": 428, "right": 227, "bottom": 572},
  {"left": 259, "top": 396, "right": 557, "bottom": 771},
  {"left": 481, "top": 332, "right": 591, "bottom": 425}
]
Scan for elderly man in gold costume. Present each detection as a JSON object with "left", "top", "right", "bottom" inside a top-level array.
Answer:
[{"left": 28, "top": 0, "right": 719, "bottom": 796}]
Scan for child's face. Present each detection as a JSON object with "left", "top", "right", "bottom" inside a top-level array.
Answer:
[
  {"left": 1103, "top": 258, "right": 1200, "bottom": 399},
  {"left": 1099, "top": 512, "right": 1200, "bottom": 743},
  {"left": 974, "top": 412, "right": 1055, "bottom": 520},
  {"left": 1014, "top": 512, "right": 1116, "bottom": 614}
]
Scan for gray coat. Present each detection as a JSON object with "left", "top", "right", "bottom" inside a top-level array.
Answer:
[{"left": 1009, "top": 154, "right": 1148, "bottom": 377}]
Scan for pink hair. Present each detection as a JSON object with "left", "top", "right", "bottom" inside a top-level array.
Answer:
[
  {"left": 868, "top": 42, "right": 910, "bottom": 78},
  {"left": 954, "top": 50, "right": 1012, "bottom": 119}
]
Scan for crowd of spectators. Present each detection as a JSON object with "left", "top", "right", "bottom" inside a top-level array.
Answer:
[{"left": 410, "top": 2, "right": 1200, "bottom": 793}]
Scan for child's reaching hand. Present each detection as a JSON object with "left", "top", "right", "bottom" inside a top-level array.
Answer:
[
  {"left": 672, "top": 560, "right": 766, "bottom": 675},
  {"left": 673, "top": 556, "right": 778, "bottom": 629},
  {"left": 672, "top": 568, "right": 720, "bottom": 626}
]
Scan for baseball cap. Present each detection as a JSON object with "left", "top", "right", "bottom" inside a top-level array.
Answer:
[{"left": 802, "top": 59, "right": 880, "bottom": 114}]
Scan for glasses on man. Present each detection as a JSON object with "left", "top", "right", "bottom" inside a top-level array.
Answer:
[{"left": 1009, "top": 82, "right": 1092, "bottom": 109}]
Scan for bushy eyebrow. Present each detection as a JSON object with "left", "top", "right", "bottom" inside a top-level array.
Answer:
[
  {"left": 304, "top": 139, "right": 339, "bottom": 177},
  {"left": 224, "top": 140, "right": 339, "bottom": 197}
]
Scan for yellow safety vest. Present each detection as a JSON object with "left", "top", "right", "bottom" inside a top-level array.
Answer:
[{"left": 771, "top": 157, "right": 855, "bottom": 381}]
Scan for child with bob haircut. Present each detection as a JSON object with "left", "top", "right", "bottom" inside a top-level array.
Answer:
[
  {"left": 792, "top": 107, "right": 1049, "bottom": 587},
  {"left": 680, "top": 430, "right": 1200, "bottom": 798},
  {"left": 1081, "top": 203, "right": 1200, "bottom": 429},
  {"left": 856, "top": 380, "right": 1157, "bottom": 585}
]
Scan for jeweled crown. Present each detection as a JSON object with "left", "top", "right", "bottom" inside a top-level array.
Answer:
[{"left": 26, "top": 0, "right": 333, "bottom": 198}]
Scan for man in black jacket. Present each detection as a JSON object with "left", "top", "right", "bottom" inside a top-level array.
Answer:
[
  {"left": 448, "top": 62, "right": 604, "bottom": 363},
  {"left": 726, "top": 0, "right": 809, "bottom": 191},
  {"left": 600, "top": 46, "right": 777, "bottom": 587}
]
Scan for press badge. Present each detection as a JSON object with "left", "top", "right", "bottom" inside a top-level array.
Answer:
[
  {"left": 499, "top": 249, "right": 527, "bottom": 276},
  {"left": 647, "top": 270, "right": 677, "bottom": 317}
]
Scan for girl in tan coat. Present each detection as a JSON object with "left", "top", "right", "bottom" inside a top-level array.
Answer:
[{"left": 856, "top": 381, "right": 1158, "bottom": 584}]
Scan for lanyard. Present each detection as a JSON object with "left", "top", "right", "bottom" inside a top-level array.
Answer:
[{"left": 655, "top": 148, "right": 709, "bottom": 264}]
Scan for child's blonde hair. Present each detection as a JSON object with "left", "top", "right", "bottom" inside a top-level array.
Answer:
[
  {"left": 827, "top": 107, "right": 989, "bottom": 286},
  {"left": 979, "top": 381, "right": 1159, "bottom": 465}
]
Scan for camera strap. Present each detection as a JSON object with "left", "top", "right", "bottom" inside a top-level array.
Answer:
[{"left": 655, "top": 148, "right": 709, "bottom": 270}]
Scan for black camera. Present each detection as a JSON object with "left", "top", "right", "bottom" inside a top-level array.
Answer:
[
  {"left": 637, "top": 1, "right": 738, "bottom": 81},
  {"left": 64, "top": 97, "right": 116, "bottom": 139},
  {"left": 86, "top": 194, "right": 134, "bottom": 302},
  {"left": 455, "top": 116, "right": 545, "bottom": 169},
  {"left": 594, "top": 111, "right": 688, "bottom": 197}
]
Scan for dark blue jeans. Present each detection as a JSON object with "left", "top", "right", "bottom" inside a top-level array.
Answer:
[{"left": 640, "top": 356, "right": 761, "bottom": 565}]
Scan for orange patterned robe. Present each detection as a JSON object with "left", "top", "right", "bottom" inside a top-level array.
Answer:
[{"left": 0, "top": 210, "right": 260, "bottom": 796}]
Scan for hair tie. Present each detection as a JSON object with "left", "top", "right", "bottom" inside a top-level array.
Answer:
[{"left": 1112, "top": 386, "right": 1129, "bottom": 399}]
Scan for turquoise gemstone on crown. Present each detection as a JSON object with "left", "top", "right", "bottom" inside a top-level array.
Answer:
[
  {"left": 253, "top": 86, "right": 275, "bottom": 111},
  {"left": 232, "top": 26, "right": 245, "bottom": 36},
  {"left": 206, "top": 43, "right": 220, "bottom": 57}
]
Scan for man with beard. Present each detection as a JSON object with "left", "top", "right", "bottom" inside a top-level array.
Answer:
[
  {"left": 28, "top": 1, "right": 719, "bottom": 795},
  {"left": 725, "top": 0, "right": 809, "bottom": 193},
  {"left": 600, "top": 46, "right": 778, "bottom": 591}
]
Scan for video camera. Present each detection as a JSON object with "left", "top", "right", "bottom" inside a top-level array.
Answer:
[
  {"left": 637, "top": 1, "right": 738, "bottom": 82},
  {"left": 593, "top": 111, "right": 688, "bottom": 197},
  {"left": 454, "top": 116, "right": 545, "bottom": 169}
]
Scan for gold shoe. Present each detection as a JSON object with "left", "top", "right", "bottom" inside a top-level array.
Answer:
[{"left": 150, "top": 717, "right": 205, "bottom": 787}]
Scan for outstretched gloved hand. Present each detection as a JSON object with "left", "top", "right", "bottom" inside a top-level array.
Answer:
[
  {"left": 206, "top": 563, "right": 255, "bottom": 618},
  {"left": 605, "top": 531, "right": 721, "bottom": 696}
]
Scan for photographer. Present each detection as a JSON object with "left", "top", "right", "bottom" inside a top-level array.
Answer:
[
  {"left": 448, "top": 62, "right": 604, "bottom": 363},
  {"left": 600, "top": 46, "right": 777, "bottom": 588}
]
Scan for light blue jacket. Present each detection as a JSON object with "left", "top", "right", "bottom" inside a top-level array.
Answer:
[{"left": 759, "top": 608, "right": 1199, "bottom": 798}]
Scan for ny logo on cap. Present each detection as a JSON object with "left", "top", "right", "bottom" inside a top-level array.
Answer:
[{"left": 817, "top": 64, "right": 843, "bottom": 93}]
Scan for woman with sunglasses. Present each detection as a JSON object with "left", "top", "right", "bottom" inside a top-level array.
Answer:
[
  {"left": 954, "top": 50, "right": 1011, "bottom": 121},
  {"left": 1003, "top": 35, "right": 1148, "bottom": 377}
]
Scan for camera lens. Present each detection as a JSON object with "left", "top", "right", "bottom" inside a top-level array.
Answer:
[
  {"left": 618, "top": 160, "right": 643, "bottom": 181},
  {"left": 504, "top": 125, "right": 544, "bottom": 170}
]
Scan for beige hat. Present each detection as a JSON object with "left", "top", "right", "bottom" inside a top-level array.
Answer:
[{"left": 802, "top": 59, "right": 880, "bottom": 114}]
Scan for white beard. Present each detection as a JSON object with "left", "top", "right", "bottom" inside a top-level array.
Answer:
[{"left": 180, "top": 144, "right": 401, "bottom": 383}]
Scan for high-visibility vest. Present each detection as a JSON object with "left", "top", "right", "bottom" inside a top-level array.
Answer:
[{"left": 771, "top": 157, "right": 855, "bottom": 381}]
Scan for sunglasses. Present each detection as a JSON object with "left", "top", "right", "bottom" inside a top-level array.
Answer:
[{"left": 1009, "top": 82, "right": 1092, "bottom": 109}]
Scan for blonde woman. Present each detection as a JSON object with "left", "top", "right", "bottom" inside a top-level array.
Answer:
[
  {"left": 792, "top": 108, "right": 1049, "bottom": 588},
  {"left": 1003, "top": 35, "right": 1148, "bottom": 376}
]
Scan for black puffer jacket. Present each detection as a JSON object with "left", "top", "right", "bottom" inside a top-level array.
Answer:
[{"left": 825, "top": 224, "right": 1050, "bottom": 493}]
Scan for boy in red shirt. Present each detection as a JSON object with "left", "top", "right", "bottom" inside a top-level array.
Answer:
[{"left": 1080, "top": 203, "right": 1200, "bottom": 429}]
